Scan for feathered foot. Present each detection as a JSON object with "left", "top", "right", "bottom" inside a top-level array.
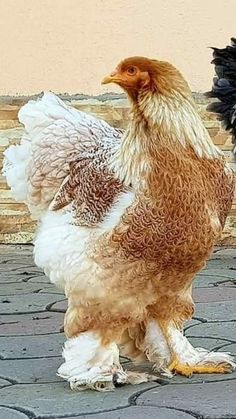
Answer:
[
  {"left": 140, "top": 320, "right": 235, "bottom": 378},
  {"left": 168, "top": 355, "right": 234, "bottom": 378},
  {"left": 57, "top": 331, "right": 158, "bottom": 391},
  {"left": 167, "top": 328, "right": 236, "bottom": 377}
]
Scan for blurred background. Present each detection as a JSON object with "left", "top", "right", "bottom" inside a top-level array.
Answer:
[{"left": 0, "top": 0, "right": 235, "bottom": 96}]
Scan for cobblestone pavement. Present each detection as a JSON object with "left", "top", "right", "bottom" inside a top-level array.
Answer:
[{"left": 0, "top": 245, "right": 236, "bottom": 419}]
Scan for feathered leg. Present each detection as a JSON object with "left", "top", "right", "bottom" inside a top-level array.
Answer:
[
  {"left": 135, "top": 318, "right": 235, "bottom": 377},
  {"left": 139, "top": 278, "right": 236, "bottom": 377},
  {"left": 166, "top": 325, "right": 236, "bottom": 376},
  {"left": 58, "top": 299, "right": 157, "bottom": 391}
]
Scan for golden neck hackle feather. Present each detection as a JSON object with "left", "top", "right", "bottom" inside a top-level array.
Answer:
[{"left": 111, "top": 87, "right": 223, "bottom": 187}]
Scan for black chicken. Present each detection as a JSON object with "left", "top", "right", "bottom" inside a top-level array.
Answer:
[{"left": 207, "top": 37, "right": 236, "bottom": 154}]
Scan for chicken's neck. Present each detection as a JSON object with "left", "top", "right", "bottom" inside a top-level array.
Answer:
[{"left": 110, "top": 90, "right": 223, "bottom": 186}]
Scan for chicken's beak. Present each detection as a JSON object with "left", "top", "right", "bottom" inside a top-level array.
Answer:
[{"left": 101, "top": 71, "right": 121, "bottom": 85}]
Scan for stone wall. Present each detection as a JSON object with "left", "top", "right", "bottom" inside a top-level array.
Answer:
[{"left": 0, "top": 93, "right": 235, "bottom": 245}]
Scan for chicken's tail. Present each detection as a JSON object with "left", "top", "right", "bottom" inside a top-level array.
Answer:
[
  {"left": 2, "top": 137, "right": 31, "bottom": 203},
  {"left": 2, "top": 92, "right": 71, "bottom": 209},
  {"left": 207, "top": 38, "right": 236, "bottom": 155}
]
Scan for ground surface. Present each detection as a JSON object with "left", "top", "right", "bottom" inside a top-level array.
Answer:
[{"left": 0, "top": 245, "right": 236, "bottom": 419}]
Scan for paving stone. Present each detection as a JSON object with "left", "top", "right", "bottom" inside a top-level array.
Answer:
[
  {"left": 49, "top": 299, "right": 67, "bottom": 312},
  {"left": 0, "top": 333, "right": 64, "bottom": 359},
  {"left": 0, "top": 407, "right": 29, "bottom": 419},
  {"left": 184, "top": 319, "right": 201, "bottom": 330},
  {"left": 0, "top": 378, "right": 11, "bottom": 388},
  {"left": 0, "top": 382, "right": 158, "bottom": 417},
  {"left": 0, "top": 273, "right": 37, "bottom": 284},
  {"left": 0, "top": 282, "right": 54, "bottom": 296},
  {"left": 0, "top": 357, "right": 62, "bottom": 383},
  {"left": 206, "top": 259, "right": 236, "bottom": 270},
  {"left": 193, "top": 287, "right": 236, "bottom": 302},
  {"left": 0, "top": 257, "right": 34, "bottom": 265},
  {"left": 0, "top": 266, "right": 42, "bottom": 275},
  {"left": 188, "top": 336, "right": 228, "bottom": 350},
  {"left": 170, "top": 369, "right": 236, "bottom": 384},
  {"left": 195, "top": 301, "right": 236, "bottom": 321},
  {"left": 136, "top": 380, "right": 236, "bottom": 418},
  {"left": 38, "top": 286, "right": 64, "bottom": 295},
  {"left": 186, "top": 321, "right": 236, "bottom": 341},
  {"left": 28, "top": 274, "right": 50, "bottom": 284},
  {"left": 0, "top": 312, "right": 64, "bottom": 335},
  {"left": 216, "top": 342, "right": 236, "bottom": 355},
  {"left": 70, "top": 406, "right": 195, "bottom": 418},
  {"left": 0, "top": 294, "right": 64, "bottom": 314},
  {"left": 212, "top": 248, "right": 236, "bottom": 258},
  {"left": 195, "top": 272, "right": 236, "bottom": 287}
]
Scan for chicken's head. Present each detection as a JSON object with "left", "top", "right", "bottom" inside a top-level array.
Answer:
[{"left": 102, "top": 56, "right": 190, "bottom": 101}]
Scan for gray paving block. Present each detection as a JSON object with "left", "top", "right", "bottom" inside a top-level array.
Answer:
[
  {"left": 0, "top": 407, "right": 29, "bottom": 419},
  {"left": 136, "top": 380, "right": 236, "bottom": 418},
  {"left": 186, "top": 321, "right": 236, "bottom": 342},
  {"left": 28, "top": 274, "right": 50, "bottom": 284},
  {"left": 0, "top": 282, "right": 54, "bottom": 296},
  {"left": 0, "top": 265, "right": 42, "bottom": 275},
  {"left": 69, "top": 406, "right": 195, "bottom": 418},
  {"left": 0, "top": 357, "right": 62, "bottom": 384},
  {"left": 195, "top": 272, "right": 236, "bottom": 287},
  {"left": 0, "top": 378, "right": 11, "bottom": 388},
  {"left": 188, "top": 336, "right": 228, "bottom": 349},
  {"left": 216, "top": 342, "right": 236, "bottom": 355},
  {"left": 206, "top": 259, "right": 236, "bottom": 270},
  {"left": 0, "top": 382, "right": 158, "bottom": 417},
  {"left": 0, "top": 257, "right": 33, "bottom": 264},
  {"left": 211, "top": 248, "right": 236, "bottom": 258},
  {"left": 0, "top": 294, "right": 64, "bottom": 314},
  {"left": 170, "top": 369, "right": 236, "bottom": 384},
  {"left": 195, "top": 301, "right": 236, "bottom": 321},
  {"left": 184, "top": 319, "right": 201, "bottom": 330},
  {"left": 49, "top": 299, "right": 67, "bottom": 312},
  {"left": 0, "top": 312, "right": 64, "bottom": 336},
  {"left": 193, "top": 269, "right": 236, "bottom": 288},
  {"left": 0, "top": 274, "right": 36, "bottom": 284},
  {"left": 0, "top": 333, "right": 64, "bottom": 359},
  {"left": 193, "top": 287, "right": 236, "bottom": 303},
  {"left": 38, "top": 286, "right": 64, "bottom": 295}
]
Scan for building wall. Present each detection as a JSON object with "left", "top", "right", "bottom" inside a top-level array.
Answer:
[{"left": 0, "top": 0, "right": 235, "bottom": 96}]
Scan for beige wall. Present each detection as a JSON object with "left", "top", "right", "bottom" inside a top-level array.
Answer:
[{"left": 0, "top": 0, "right": 235, "bottom": 96}]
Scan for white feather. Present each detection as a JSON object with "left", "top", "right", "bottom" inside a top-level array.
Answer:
[
  {"left": 3, "top": 92, "right": 122, "bottom": 216},
  {"left": 57, "top": 332, "right": 124, "bottom": 390},
  {"left": 3, "top": 142, "right": 31, "bottom": 202},
  {"left": 169, "top": 326, "right": 236, "bottom": 368}
]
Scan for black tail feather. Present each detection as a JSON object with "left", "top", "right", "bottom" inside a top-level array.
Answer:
[{"left": 207, "top": 38, "right": 236, "bottom": 153}]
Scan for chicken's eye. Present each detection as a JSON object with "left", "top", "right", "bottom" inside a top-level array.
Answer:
[{"left": 126, "top": 66, "right": 137, "bottom": 76}]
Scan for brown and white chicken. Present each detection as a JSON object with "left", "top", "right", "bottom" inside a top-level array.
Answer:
[{"left": 3, "top": 57, "right": 236, "bottom": 391}]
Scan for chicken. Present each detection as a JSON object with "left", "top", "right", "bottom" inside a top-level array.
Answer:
[
  {"left": 207, "top": 37, "right": 236, "bottom": 154},
  {"left": 3, "top": 57, "right": 236, "bottom": 392}
]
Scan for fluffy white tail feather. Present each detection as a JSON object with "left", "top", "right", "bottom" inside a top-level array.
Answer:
[
  {"left": 3, "top": 92, "right": 78, "bottom": 206},
  {"left": 18, "top": 91, "right": 110, "bottom": 138},
  {"left": 3, "top": 91, "right": 120, "bottom": 216},
  {"left": 18, "top": 92, "right": 74, "bottom": 135},
  {"left": 3, "top": 141, "right": 31, "bottom": 202}
]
